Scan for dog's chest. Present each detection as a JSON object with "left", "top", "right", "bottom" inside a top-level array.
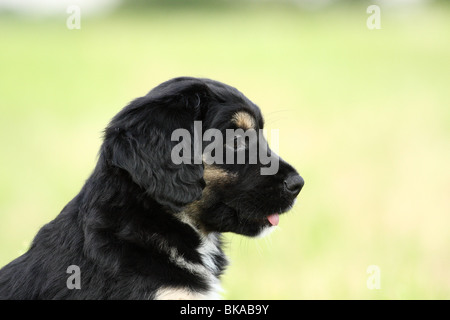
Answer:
[{"left": 153, "top": 233, "right": 227, "bottom": 300}]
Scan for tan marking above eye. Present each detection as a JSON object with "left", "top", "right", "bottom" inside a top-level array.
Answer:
[{"left": 232, "top": 111, "right": 256, "bottom": 130}]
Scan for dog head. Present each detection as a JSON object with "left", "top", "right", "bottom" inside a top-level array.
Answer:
[{"left": 103, "top": 77, "right": 303, "bottom": 237}]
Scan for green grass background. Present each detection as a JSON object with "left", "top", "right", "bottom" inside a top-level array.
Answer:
[{"left": 1, "top": 2, "right": 449, "bottom": 299}]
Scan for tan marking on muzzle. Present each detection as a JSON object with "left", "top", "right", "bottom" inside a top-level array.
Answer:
[
  {"left": 203, "top": 165, "right": 236, "bottom": 184},
  {"left": 178, "top": 165, "right": 237, "bottom": 233}
]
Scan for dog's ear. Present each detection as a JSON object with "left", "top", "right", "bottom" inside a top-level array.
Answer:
[{"left": 103, "top": 78, "right": 210, "bottom": 212}]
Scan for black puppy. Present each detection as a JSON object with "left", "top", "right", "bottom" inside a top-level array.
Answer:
[{"left": 0, "top": 77, "right": 303, "bottom": 299}]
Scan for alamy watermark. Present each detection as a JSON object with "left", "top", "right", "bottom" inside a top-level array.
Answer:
[
  {"left": 66, "top": 5, "right": 81, "bottom": 30},
  {"left": 367, "top": 5, "right": 381, "bottom": 30},
  {"left": 66, "top": 265, "right": 81, "bottom": 290},
  {"left": 171, "top": 121, "right": 280, "bottom": 175},
  {"left": 366, "top": 265, "right": 381, "bottom": 290}
]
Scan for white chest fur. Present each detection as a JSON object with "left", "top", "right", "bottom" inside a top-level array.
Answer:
[{"left": 154, "top": 233, "right": 226, "bottom": 300}]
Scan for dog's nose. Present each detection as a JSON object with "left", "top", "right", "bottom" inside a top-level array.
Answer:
[{"left": 284, "top": 174, "right": 304, "bottom": 196}]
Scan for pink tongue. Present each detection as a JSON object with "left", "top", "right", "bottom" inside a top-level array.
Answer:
[{"left": 267, "top": 213, "right": 280, "bottom": 226}]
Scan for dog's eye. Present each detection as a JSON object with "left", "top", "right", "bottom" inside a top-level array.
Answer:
[{"left": 225, "top": 136, "right": 247, "bottom": 152}]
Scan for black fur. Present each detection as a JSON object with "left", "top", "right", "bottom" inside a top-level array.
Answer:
[{"left": 0, "top": 77, "right": 303, "bottom": 299}]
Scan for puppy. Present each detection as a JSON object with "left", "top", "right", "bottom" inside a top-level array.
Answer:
[{"left": 0, "top": 77, "right": 303, "bottom": 299}]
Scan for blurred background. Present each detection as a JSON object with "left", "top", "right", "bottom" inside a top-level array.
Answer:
[{"left": 0, "top": 0, "right": 449, "bottom": 299}]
